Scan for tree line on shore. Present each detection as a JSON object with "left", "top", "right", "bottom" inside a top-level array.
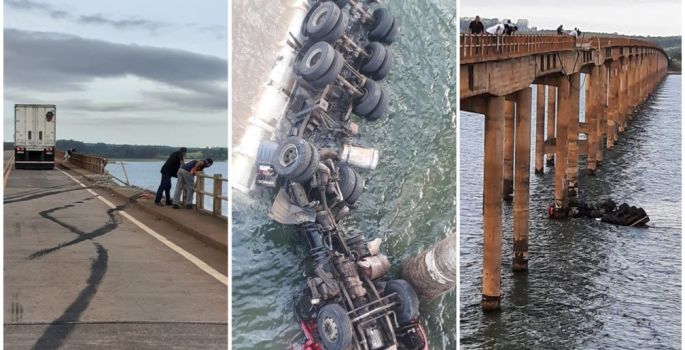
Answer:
[{"left": 4, "top": 139, "right": 228, "bottom": 160}]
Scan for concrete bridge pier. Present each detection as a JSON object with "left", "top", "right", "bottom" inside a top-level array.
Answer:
[
  {"left": 546, "top": 87, "right": 557, "bottom": 166},
  {"left": 503, "top": 101, "right": 515, "bottom": 201},
  {"left": 596, "top": 63, "right": 608, "bottom": 165},
  {"left": 481, "top": 95, "right": 505, "bottom": 311},
  {"left": 565, "top": 73, "right": 581, "bottom": 199},
  {"left": 534, "top": 85, "right": 546, "bottom": 174},
  {"left": 586, "top": 67, "right": 599, "bottom": 175},
  {"left": 553, "top": 76, "right": 570, "bottom": 212},
  {"left": 607, "top": 61, "right": 620, "bottom": 149},
  {"left": 512, "top": 87, "right": 531, "bottom": 272}
]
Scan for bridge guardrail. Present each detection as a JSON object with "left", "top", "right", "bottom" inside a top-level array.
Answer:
[
  {"left": 4, "top": 153, "right": 15, "bottom": 188},
  {"left": 195, "top": 171, "right": 227, "bottom": 218},
  {"left": 56, "top": 150, "right": 108, "bottom": 174},
  {"left": 460, "top": 34, "right": 576, "bottom": 63},
  {"left": 460, "top": 34, "right": 666, "bottom": 64}
]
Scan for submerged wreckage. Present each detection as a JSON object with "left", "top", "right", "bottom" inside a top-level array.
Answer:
[{"left": 247, "top": 1, "right": 428, "bottom": 349}]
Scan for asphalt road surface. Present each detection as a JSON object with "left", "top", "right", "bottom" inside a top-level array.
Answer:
[{"left": 4, "top": 168, "right": 227, "bottom": 349}]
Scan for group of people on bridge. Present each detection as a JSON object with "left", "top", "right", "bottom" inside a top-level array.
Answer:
[
  {"left": 155, "top": 147, "right": 213, "bottom": 209},
  {"left": 467, "top": 15, "right": 582, "bottom": 38}
]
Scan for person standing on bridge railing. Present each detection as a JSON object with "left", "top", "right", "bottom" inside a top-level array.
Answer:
[
  {"left": 172, "top": 158, "right": 213, "bottom": 209},
  {"left": 557, "top": 25, "right": 564, "bottom": 35},
  {"left": 469, "top": 16, "right": 484, "bottom": 34},
  {"left": 155, "top": 147, "right": 186, "bottom": 206}
]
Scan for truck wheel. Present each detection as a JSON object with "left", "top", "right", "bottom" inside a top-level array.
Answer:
[
  {"left": 384, "top": 279, "right": 419, "bottom": 325},
  {"left": 346, "top": 170, "right": 364, "bottom": 204},
  {"left": 372, "top": 49, "right": 393, "bottom": 81},
  {"left": 364, "top": 86, "right": 389, "bottom": 121},
  {"left": 381, "top": 17, "right": 400, "bottom": 44},
  {"left": 306, "top": 2, "right": 341, "bottom": 39},
  {"left": 316, "top": 9, "right": 348, "bottom": 44},
  {"left": 310, "top": 50, "right": 344, "bottom": 88},
  {"left": 317, "top": 303, "right": 353, "bottom": 350},
  {"left": 300, "top": 42, "right": 337, "bottom": 81},
  {"left": 291, "top": 143, "right": 320, "bottom": 184},
  {"left": 368, "top": 7, "right": 393, "bottom": 41},
  {"left": 360, "top": 42, "right": 387, "bottom": 75},
  {"left": 338, "top": 164, "right": 357, "bottom": 204},
  {"left": 353, "top": 80, "right": 382, "bottom": 116},
  {"left": 272, "top": 136, "right": 313, "bottom": 180}
]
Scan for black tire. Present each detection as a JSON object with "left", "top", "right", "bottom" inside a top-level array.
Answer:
[
  {"left": 291, "top": 142, "right": 320, "bottom": 184},
  {"left": 272, "top": 136, "right": 313, "bottom": 180},
  {"left": 360, "top": 42, "right": 387, "bottom": 75},
  {"left": 338, "top": 164, "right": 357, "bottom": 201},
  {"left": 381, "top": 17, "right": 400, "bottom": 44},
  {"left": 333, "top": 0, "right": 348, "bottom": 8},
  {"left": 316, "top": 9, "right": 348, "bottom": 44},
  {"left": 364, "top": 85, "right": 389, "bottom": 121},
  {"left": 300, "top": 41, "right": 336, "bottom": 80},
  {"left": 317, "top": 303, "right": 353, "bottom": 350},
  {"left": 310, "top": 50, "right": 344, "bottom": 88},
  {"left": 385, "top": 279, "right": 419, "bottom": 325},
  {"left": 306, "top": 2, "right": 341, "bottom": 39},
  {"left": 368, "top": 7, "right": 393, "bottom": 41},
  {"left": 353, "top": 80, "right": 382, "bottom": 116},
  {"left": 346, "top": 170, "right": 364, "bottom": 204},
  {"left": 372, "top": 48, "right": 393, "bottom": 80}
]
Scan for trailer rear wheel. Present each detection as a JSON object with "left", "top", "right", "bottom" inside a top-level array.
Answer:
[
  {"left": 347, "top": 170, "right": 364, "bottom": 204},
  {"left": 317, "top": 303, "right": 353, "bottom": 350},
  {"left": 353, "top": 80, "right": 382, "bottom": 117},
  {"left": 300, "top": 41, "right": 337, "bottom": 80},
  {"left": 385, "top": 279, "right": 419, "bottom": 325},
  {"left": 306, "top": 2, "right": 341, "bottom": 39},
  {"left": 316, "top": 10, "right": 348, "bottom": 44},
  {"left": 364, "top": 85, "right": 389, "bottom": 121},
  {"left": 381, "top": 17, "right": 400, "bottom": 44},
  {"left": 368, "top": 7, "right": 393, "bottom": 41},
  {"left": 372, "top": 48, "right": 393, "bottom": 81},
  {"left": 291, "top": 143, "right": 320, "bottom": 184},
  {"left": 360, "top": 42, "right": 387, "bottom": 76},
  {"left": 310, "top": 50, "right": 344, "bottom": 88},
  {"left": 332, "top": 0, "right": 348, "bottom": 8}
]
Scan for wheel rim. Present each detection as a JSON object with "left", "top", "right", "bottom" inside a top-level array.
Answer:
[
  {"left": 278, "top": 144, "right": 298, "bottom": 167},
  {"left": 313, "top": 8, "right": 329, "bottom": 26},
  {"left": 322, "top": 316, "right": 339, "bottom": 341},
  {"left": 306, "top": 48, "right": 324, "bottom": 69}
]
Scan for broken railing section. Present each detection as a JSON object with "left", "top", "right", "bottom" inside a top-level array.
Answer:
[
  {"left": 462, "top": 47, "right": 668, "bottom": 311},
  {"left": 56, "top": 150, "right": 108, "bottom": 174}
]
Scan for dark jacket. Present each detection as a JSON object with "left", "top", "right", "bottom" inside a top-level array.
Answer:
[
  {"left": 469, "top": 20, "right": 484, "bottom": 34},
  {"left": 161, "top": 150, "right": 184, "bottom": 177}
]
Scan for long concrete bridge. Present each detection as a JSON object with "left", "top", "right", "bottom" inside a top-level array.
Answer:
[
  {"left": 459, "top": 34, "right": 669, "bottom": 311},
  {"left": 3, "top": 151, "right": 228, "bottom": 348}
]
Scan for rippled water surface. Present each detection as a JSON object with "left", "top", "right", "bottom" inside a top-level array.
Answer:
[
  {"left": 232, "top": 0, "right": 456, "bottom": 348},
  {"left": 460, "top": 75, "right": 681, "bottom": 349}
]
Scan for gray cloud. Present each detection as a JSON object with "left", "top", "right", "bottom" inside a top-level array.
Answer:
[
  {"left": 7, "top": 0, "right": 167, "bottom": 33},
  {"left": 78, "top": 14, "right": 166, "bottom": 33},
  {"left": 4, "top": 28, "right": 227, "bottom": 112},
  {"left": 5, "top": 0, "right": 68, "bottom": 19}
]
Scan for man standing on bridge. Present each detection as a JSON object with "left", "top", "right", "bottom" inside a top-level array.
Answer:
[
  {"left": 173, "top": 158, "right": 214, "bottom": 209},
  {"left": 155, "top": 147, "right": 186, "bottom": 206},
  {"left": 469, "top": 16, "right": 484, "bottom": 34}
]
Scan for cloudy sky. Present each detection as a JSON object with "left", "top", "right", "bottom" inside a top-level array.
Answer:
[
  {"left": 461, "top": 0, "right": 681, "bottom": 36},
  {"left": 4, "top": 0, "right": 227, "bottom": 147}
]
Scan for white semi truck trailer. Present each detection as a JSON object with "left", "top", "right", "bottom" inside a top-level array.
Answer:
[{"left": 14, "top": 104, "right": 56, "bottom": 170}]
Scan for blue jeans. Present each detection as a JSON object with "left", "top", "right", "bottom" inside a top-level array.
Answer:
[{"left": 155, "top": 173, "right": 173, "bottom": 204}]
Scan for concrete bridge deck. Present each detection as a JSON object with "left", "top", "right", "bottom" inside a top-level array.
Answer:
[{"left": 4, "top": 165, "right": 227, "bottom": 349}]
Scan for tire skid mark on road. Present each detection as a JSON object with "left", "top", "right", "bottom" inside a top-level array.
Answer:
[
  {"left": 30, "top": 244, "right": 108, "bottom": 350},
  {"left": 4, "top": 187, "right": 85, "bottom": 204}
]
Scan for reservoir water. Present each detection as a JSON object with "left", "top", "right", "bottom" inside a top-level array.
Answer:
[{"left": 460, "top": 75, "right": 681, "bottom": 348}]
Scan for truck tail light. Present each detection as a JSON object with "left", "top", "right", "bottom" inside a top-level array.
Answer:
[
  {"left": 15, "top": 147, "right": 24, "bottom": 154},
  {"left": 45, "top": 147, "right": 53, "bottom": 155}
]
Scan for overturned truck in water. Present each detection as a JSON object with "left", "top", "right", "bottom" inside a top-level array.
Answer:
[{"left": 252, "top": 1, "right": 428, "bottom": 349}]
